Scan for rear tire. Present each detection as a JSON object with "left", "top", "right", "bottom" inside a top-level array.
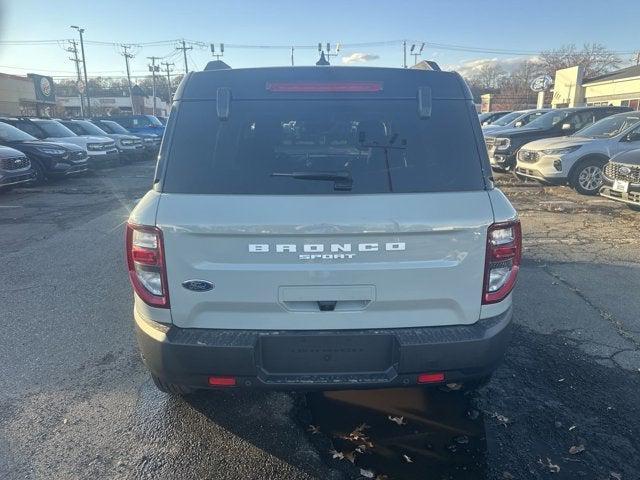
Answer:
[
  {"left": 570, "top": 158, "right": 606, "bottom": 195},
  {"left": 150, "top": 373, "right": 194, "bottom": 396}
]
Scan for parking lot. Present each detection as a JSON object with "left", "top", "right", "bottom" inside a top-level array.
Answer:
[{"left": 0, "top": 164, "right": 638, "bottom": 480}]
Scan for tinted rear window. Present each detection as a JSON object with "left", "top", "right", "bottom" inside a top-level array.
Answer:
[{"left": 162, "top": 99, "right": 485, "bottom": 194}]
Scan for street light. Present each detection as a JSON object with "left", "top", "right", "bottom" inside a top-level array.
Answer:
[{"left": 70, "top": 25, "right": 91, "bottom": 116}]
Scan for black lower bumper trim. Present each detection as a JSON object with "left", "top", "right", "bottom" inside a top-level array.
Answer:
[{"left": 135, "top": 307, "right": 512, "bottom": 390}]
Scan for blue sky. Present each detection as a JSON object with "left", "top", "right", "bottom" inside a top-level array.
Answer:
[{"left": 0, "top": 0, "right": 638, "bottom": 79}]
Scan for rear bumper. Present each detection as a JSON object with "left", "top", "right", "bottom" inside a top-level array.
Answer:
[{"left": 135, "top": 307, "right": 513, "bottom": 390}]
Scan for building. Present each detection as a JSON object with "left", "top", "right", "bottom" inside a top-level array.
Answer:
[
  {"left": 552, "top": 65, "right": 640, "bottom": 110},
  {"left": 0, "top": 72, "right": 57, "bottom": 116},
  {"left": 57, "top": 85, "right": 169, "bottom": 117}
]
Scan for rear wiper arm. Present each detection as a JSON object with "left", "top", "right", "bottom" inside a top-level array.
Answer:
[{"left": 271, "top": 171, "right": 353, "bottom": 191}]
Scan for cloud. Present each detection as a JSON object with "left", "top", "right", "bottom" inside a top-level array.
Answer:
[
  {"left": 445, "top": 56, "right": 541, "bottom": 77},
  {"left": 341, "top": 53, "right": 380, "bottom": 64}
]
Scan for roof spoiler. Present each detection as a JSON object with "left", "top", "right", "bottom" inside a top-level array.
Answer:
[{"left": 205, "top": 60, "right": 231, "bottom": 71}]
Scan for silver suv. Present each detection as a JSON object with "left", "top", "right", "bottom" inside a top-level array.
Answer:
[
  {"left": 516, "top": 111, "right": 640, "bottom": 195},
  {"left": 126, "top": 66, "right": 520, "bottom": 394}
]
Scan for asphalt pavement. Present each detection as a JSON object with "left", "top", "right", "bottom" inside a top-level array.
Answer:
[{"left": 1, "top": 166, "right": 639, "bottom": 480}]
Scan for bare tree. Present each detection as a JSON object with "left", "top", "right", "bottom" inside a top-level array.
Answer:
[
  {"left": 468, "top": 63, "right": 506, "bottom": 90},
  {"left": 539, "top": 43, "right": 622, "bottom": 79}
]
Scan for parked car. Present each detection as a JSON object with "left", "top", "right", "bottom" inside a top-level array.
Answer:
[
  {"left": 600, "top": 148, "right": 640, "bottom": 211},
  {"left": 485, "top": 106, "right": 631, "bottom": 172},
  {"left": 59, "top": 119, "right": 145, "bottom": 163},
  {"left": 0, "top": 145, "right": 34, "bottom": 192},
  {"left": 0, "top": 118, "right": 118, "bottom": 168},
  {"left": 96, "top": 115, "right": 165, "bottom": 137},
  {"left": 482, "top": 109, "right": 549, "bottom": 134},
  {"left": 157, "top": 116, "right": 168, "bottom": 125},
  {"left": 0, "top": 121, "right": 88, "bottom": 184},
  {"left": 516, "top": 111, "right": 640, "bottom": 195},
  {"left": 90, "top": 119, "right": 161, "bottom": 160},
  {"left": 478, "top": 111, "right": 511, "bottom": 126},
  {"left": 126, "top": 65, "right": 520, "bottom": 395}
]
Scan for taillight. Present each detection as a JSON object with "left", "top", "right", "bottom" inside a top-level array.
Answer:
[
  {"left": 482, "top": 220, "right": 521, "bottom": 304},
  {"left": 126, "top": 223, "right": 169, "bottom": 308}
]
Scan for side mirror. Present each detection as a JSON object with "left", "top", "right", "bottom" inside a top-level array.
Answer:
[
  {"left": 514, "top": 121, "right": 523, "bottom": 127},
  {"left": 561, "top": 123, "right": 572, "bottom": 131}
]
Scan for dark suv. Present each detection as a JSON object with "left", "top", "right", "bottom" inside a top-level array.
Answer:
[
  {"left": 486, "top": 106, "right": 631, "bottom": 171},
  {"left": 0, "top": 121, "right": 88, "bottom": 184}
]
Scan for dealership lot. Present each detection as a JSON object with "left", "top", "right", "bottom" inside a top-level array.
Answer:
[{"left": 1, "top": 166, "right": 639, "bottom": 479}]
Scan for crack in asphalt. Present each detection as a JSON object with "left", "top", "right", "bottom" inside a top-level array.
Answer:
[{"left": 542, "top": 266, "right": 640, "bottom": 351}]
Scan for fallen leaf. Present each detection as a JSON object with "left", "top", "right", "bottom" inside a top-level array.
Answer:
[
  {"left": 329, "top": 449, "right": 344, "bottom": 460},
  {"left": 503, "top": 472, "right": 514, "bottom": 480},
  {"left": 610, "top": 472, "right": 622, "bottom": 480},
  {"left": 568, "top": 425, "right": 576, "bottom": 431},
  {"left": 569, "top": 444, "right": 585, "bottom": 455},
  {"left": 355, "top": 422, "right": 371, "bottom": 432},
  {"left": 307, "top": 425, "right": 320, "bottom": 435},
  {"left": 375, "top": 475, "right": 389, "bottom": 480},
  {"left": 538, "top": 457, "right": 560, "bottom": 473},
  {"left": 344, "top": 451, "right": 356, "bottom": 463},
  {"left": 388, "top": 415, "right": 407, "bottom": 426},
  {"left": 492, "top": 412, "right": 511, "bottom": 426},
  {"left": 558, "top": 378, "right": 565, "bottom": 382},
  {"left": 402, "top": 454, "right": 413, "bottom": 463},
  {"left": 360, "top": 468, "right": 375, "bottom": 478}
]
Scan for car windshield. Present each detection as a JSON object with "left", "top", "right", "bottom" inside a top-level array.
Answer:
[
  {"left": 573, "top": 114, "right": 640, "bottom": 138},
  {"left": 0, "top": 122, "right": 37, "bottom": 142},
  {"left": 490, "top": 111, "right": 524, "bottom": 126},
  {"left": 74, "top": 120, "right": 109, "bottom": 136},
  {"left": 35, "top": 120, "right": 77, "bottom": 138},
  {"left": 103, "top": 120, "right": 130, "bottom": 134},
  {"left": 525, "top": 110, "right": 573, "bottom": 129},
  {"left": 145, "top": 116, "right": 163, "bottom": 127},
  {"left": 163, "top": 98, "right": 485, "bottom": 195}
]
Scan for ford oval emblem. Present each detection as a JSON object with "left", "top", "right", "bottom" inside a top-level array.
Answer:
[
  {"left": 619, "top": 166, "right": 631, "bottom": 175},
  {"left": 182, "top": 280, "right": 214, "bottom": 292}
]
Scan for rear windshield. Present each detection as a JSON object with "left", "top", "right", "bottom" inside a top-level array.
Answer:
[{"left": 162, "top": 99, "right": 485, "bottom": 194}]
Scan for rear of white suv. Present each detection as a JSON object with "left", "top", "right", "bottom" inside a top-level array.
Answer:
[{"left": 126, "top": 66, "right": 520, "bottom": 393}]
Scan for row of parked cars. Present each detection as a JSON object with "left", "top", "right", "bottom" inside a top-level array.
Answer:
[
  {"left": 481, "top": 106, "right": 640, "bottom": 210},
  {"left": 0, "top": 115, "right": 165, "bottom": 192}
]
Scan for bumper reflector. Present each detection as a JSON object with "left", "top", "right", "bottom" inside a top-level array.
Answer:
[
  {"left": 417, "top": 372, "right": 445, "bottom": 384},
  {"left": 208, "top": 376, "right": 237, "bottom": 387}
]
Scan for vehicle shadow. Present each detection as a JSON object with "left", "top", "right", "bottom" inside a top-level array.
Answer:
[
  {"left": 183, "top": 386, "right": 487, "bottom": 480},
  {"left": 304, "top": 387, "right": 487, "bottom": 479}
]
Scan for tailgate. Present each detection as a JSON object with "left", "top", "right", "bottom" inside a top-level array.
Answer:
[{"left": 157, "top": 192, "right": 494, "bottom": 330}]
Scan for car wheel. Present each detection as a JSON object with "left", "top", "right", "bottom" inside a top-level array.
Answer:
[
  {"left": 150, "top": 373, "right": 194, "bottom": 396},
  {"left": 571, "top": 159, "right": 606, "bottom": 195},
  {"left": 31, "top": 160, "right": 46, "bottom": 186}
]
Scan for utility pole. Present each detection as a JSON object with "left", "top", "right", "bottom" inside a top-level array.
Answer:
[
  {"left": 66, "top": 39, "right": 84, "bottom": 117},
  {"left": 403, "top": 40, "right": 407, "bottom": 68},
  {"left": 176, "top": 40, "right": 193, "bottom": 73},
  {"left": 120, "top": 45, "right": 136, "bottom": 115},
  {"left": 161, "top": 62, "right": 175, "bottom": 105},
  {"left": 636, "top": 51, "right": 640, "bottom": 66},
  {"left": 210, "top": 43, "right": 225, "bottom": 61},
  {"left": 147, "top": 57, "right": 160, "bottom": 116},
  {"left": 325, "top": 42, "right": 340, "bottom": 63},
  {"left": 291, "top": 46, "right": 294, "bottom": 66},
  {"left": 71, "top": 26, "right": 91, "bottom": 116}
]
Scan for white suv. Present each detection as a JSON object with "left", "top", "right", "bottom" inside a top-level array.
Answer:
[
  {"left": 126, "top": 66, "right": 520, "bottom": 394},
  {"left": 516, "top": 112, "right": 640, "bottom": 195}
]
